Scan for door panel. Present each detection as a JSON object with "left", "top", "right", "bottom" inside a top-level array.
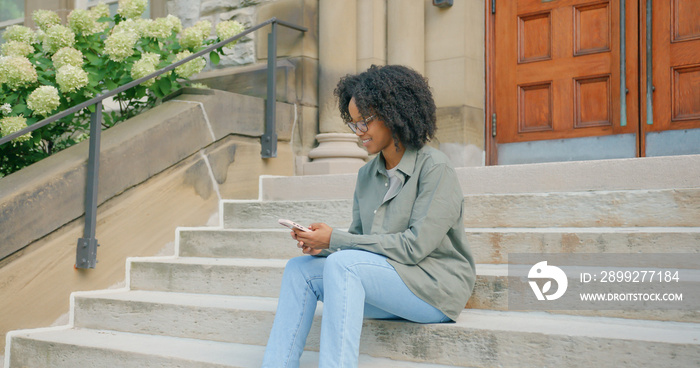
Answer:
[
  {"left": 494, "top": 0, "right": 638, "bottom": 147},
  {"left": 644, "top": 0, "right": 700, "bottom": 132}
]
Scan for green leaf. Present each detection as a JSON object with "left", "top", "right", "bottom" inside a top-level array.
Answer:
[
  {"left": 85, "top": 53, "right": 100, "bottom": 64},
  {"left": 105, "top": 80, "right": 118, "bottom": 90},
  {"left": 209, "top": 51, "right": 220, "bottom": 65},
  {"left": 157, "top": 77, "right": 172, "bottom": 96},
  {"left": 151, "top": 85, "right": 164, "bottom": 98},
  {"left": 88, "top": 105, "right": 95, "bottom": 113},
  {"left": 12, "top": 104, "right": 27, "bottom": 114}
]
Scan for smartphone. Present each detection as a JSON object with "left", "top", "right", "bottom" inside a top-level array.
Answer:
[{"left": 278, "top": 219, "right": 311, "bottom": 232}]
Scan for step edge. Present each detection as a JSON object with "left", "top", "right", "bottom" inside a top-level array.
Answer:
[{"left": 64, "top": 295, "right": 700, "bottom": 346}]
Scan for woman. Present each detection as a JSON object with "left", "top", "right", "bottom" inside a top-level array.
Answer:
[{"left": 262, "top": 65, "right": 476, "bottom": 367}]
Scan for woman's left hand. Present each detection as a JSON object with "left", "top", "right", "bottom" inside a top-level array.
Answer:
[{"left": 295, "top": 223, "right": 332, "bottom": 250}]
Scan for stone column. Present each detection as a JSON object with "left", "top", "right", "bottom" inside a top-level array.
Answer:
[
  {"left": 357, "top": 0, "right": 387, "bottom": 71},
  {"left": 387, "top": 0, "right": 425, "bottom": 74},
  {"left": 303, "top": 0, "right": 368, "bottom": 175}
]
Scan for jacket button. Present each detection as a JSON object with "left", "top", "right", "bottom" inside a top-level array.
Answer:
[{"left": 373, "top": 210, "right": 377, "bottom": 214}]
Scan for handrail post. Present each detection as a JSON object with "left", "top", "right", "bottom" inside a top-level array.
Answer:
[
  {"left": 262, "top": 20, "right": 278, "bottom": 158},
  {"left": 76, "top": 101, "right": 102, "bottom": 269}
]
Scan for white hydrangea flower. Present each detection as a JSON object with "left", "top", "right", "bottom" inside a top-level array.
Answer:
[
  {"left": 1, "top": 103, "right": 11, "bottom": 115},
  {"left": 68, "top": 9, "right": 99, "bottom": 35},
  {"left": 131, "top": 58, "right": 156, "bottom": 86},
  {"left": 174, "top": 50, "right": 206, "bottom": 79},
  {"left": 144, "top": 17, "right": 172, "bottom": 39},
  {"left": 189, "top": 83, "right": 209, "bottom": 89},
  {"left": 32, "top": 10, "right": 62, "bottom": 32},
  {"left": 43, "top": 25, "right": 76, "bottom": 54},
  {"left": 194, "top": 20, "right": 212, "bottom": 38},
  {"left": 111, "top": 18, "right": 135, "bottom": 34},
  {"left": 117, "top": 0, "right": 148, "bottom": 19},
  {"left": 112, "top": 18, "right": 150, "bottom": 38},
  {"left": 165, "top": 14, "right": 182, "bottom": 34},
  {"left": 216, "top": 20, "right": 245, "bottom": 48},
  {"left": 134, "top": 18, "right": 152, "bottom": 37},
  {"left": 179, "top": 27, "right": 205, "bottom": 49},
  {"left": 91, "top": 2, "right": 111, "bottom": 19},
  {"left": 2, "top": 25, "right": 35, "bottom": 44},
  {"left": 27, "top": 85, "right": 61, "bottom": 116},
  {"left": 104, "top": 29, "right": 139, "bottom": 62},
  {"left": 56, "top": 64, "right": 89, "bottom": 93},
  {"left": 52, "top": 47, "right": 84, "bottom": 69},
  {"left": 1, "top": 41, "right": 34, "bottom": 57},
  {"left": 140, "top": 52, "right": 160, "bottom": 65},
  {"left": 0, "top": 56, "right": 38, "bottom": 90},
  {"left": 92, "top": 20, "right": 110, "bottom": 34},
  {"left": 90, "top": 3, "right": 111, "bottom": 33},
  {"left": 0, "top": 116, "right": 32, "bottom": 143},
  {"left": 35, "top": 29, "right": 46, "bottom": 43}
]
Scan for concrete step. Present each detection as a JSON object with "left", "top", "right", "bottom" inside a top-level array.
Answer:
[
  {"left": 259, "top": 154, "right": 700, "bottom": 200},
  {"left": 72, "top": 292, "right": 303, "bottom": 347},
  {"left": 178, "top": 228, "right": 301, "bottom": 259},
  {"left": 6, "top": 326, "right": 457, "bottom": 368},
  {"left": 222, "top": 188, "right": 700, "bottom": 229},
  {"left": 128, "top": 257, "right": 288, "bottom": 297},
  {"left": 63, "top": 292, "right": 700, "bottom": 367},
  {"left": 177, "top": 227, "right": 700, "bottom": 264},
  {"left": 127, "top": 257, "right": 508, "bottom": 304},
  {"left": 465, "top": 227, "right": 700, "bottom": 263},
  {"left": 127, "top": 257, "right": 698, "bottom": 322}
]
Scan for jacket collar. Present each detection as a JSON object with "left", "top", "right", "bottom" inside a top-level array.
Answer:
[{"left": 375, "top": 147, "right": 418, "bottom": 178}]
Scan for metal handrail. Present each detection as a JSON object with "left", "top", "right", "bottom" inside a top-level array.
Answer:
[{"left": 0, "top": 17, "right": 307, "bottom": 268}]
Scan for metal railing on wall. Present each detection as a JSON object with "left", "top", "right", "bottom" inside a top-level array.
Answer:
[{"left": 0, "top": 17, "right": 307, "bottom": 269}]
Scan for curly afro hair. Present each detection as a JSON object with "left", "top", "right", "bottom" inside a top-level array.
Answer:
[{"left": 334, "top": 64, "right": 437, "bottom": 151}]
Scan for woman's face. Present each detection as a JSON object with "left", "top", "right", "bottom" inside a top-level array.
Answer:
[{"left": 348, "top": 97, "right": 395, "bottom": 155}]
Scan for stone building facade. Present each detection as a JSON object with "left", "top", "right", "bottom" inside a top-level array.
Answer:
[{"left": 11, "top": 0, "right": 487, "bottom": 172}]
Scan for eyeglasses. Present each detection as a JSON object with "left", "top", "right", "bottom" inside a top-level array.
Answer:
[{"left": 346, "top": 115, "right": 376, "bottom": 134}]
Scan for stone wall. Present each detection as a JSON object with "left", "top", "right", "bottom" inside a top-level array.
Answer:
[
  {"left": 425, "top": 0, "right": 486, "bottom": 167},
  {"left": 168, "top": 0, "right": 320, "bottom": 162},
  {"left": 166, "top": 0, "right": 487, "bottom": 168}
]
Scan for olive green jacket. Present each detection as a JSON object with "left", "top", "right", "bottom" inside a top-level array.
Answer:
[{"left": 326, "top": 145, "right": 476, "bottom": 321}]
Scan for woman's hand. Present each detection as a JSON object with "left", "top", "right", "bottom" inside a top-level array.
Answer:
[
  {"left": 292, "top": 223, "right": 332, "bottom": 255},
  {"left": 290, "top": 229, "right": 323, "bottom": 255}
]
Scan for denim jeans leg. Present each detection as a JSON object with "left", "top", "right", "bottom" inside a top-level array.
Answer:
[
  {"left": 262, "top": 256, "right": 326, "bottom": 368},
  {"left": 318, "top": 250, "right": 449, "bottom": 368}
]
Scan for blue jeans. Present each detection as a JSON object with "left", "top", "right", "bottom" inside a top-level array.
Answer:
[{"left": 261, "top": 249, "right": 451, "bottom": 368}]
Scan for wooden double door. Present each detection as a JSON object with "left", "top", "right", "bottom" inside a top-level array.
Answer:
[{"left": 487, "top": 0, "right": 700, "bottom": 164}]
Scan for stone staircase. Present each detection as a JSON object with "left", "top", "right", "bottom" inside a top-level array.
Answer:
[{"left": 5, "top": 156, "right": 700, "bottom": 367}]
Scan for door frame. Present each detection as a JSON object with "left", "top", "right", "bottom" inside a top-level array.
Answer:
[{"left": 485, "top": 0, "right": 497, "bottom": 165}]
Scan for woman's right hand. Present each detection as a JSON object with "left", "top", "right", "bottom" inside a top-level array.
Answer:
[{"left": 291, "top": 230, "right": 323, "bottom": 255}]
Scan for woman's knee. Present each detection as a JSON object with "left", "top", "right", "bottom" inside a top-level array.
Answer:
[
  {"left": 278, "top": 256, "right": 326, "bottom": 302},
  {"left": 325, "top": 250, "right": 357, "bottom": 269},
  {"left": 285, "top": 255, "right": 311, "bottom": 271},
  {"left": 283, "top": 256, "right": 320, "bottom": 280},
  {"left": 324, "top": 250, "right": 384, "bottom": 275}
]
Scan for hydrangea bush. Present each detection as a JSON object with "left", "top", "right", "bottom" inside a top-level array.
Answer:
[{"left": 0, "top": 0, "right": 245, "bottom": 177}]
